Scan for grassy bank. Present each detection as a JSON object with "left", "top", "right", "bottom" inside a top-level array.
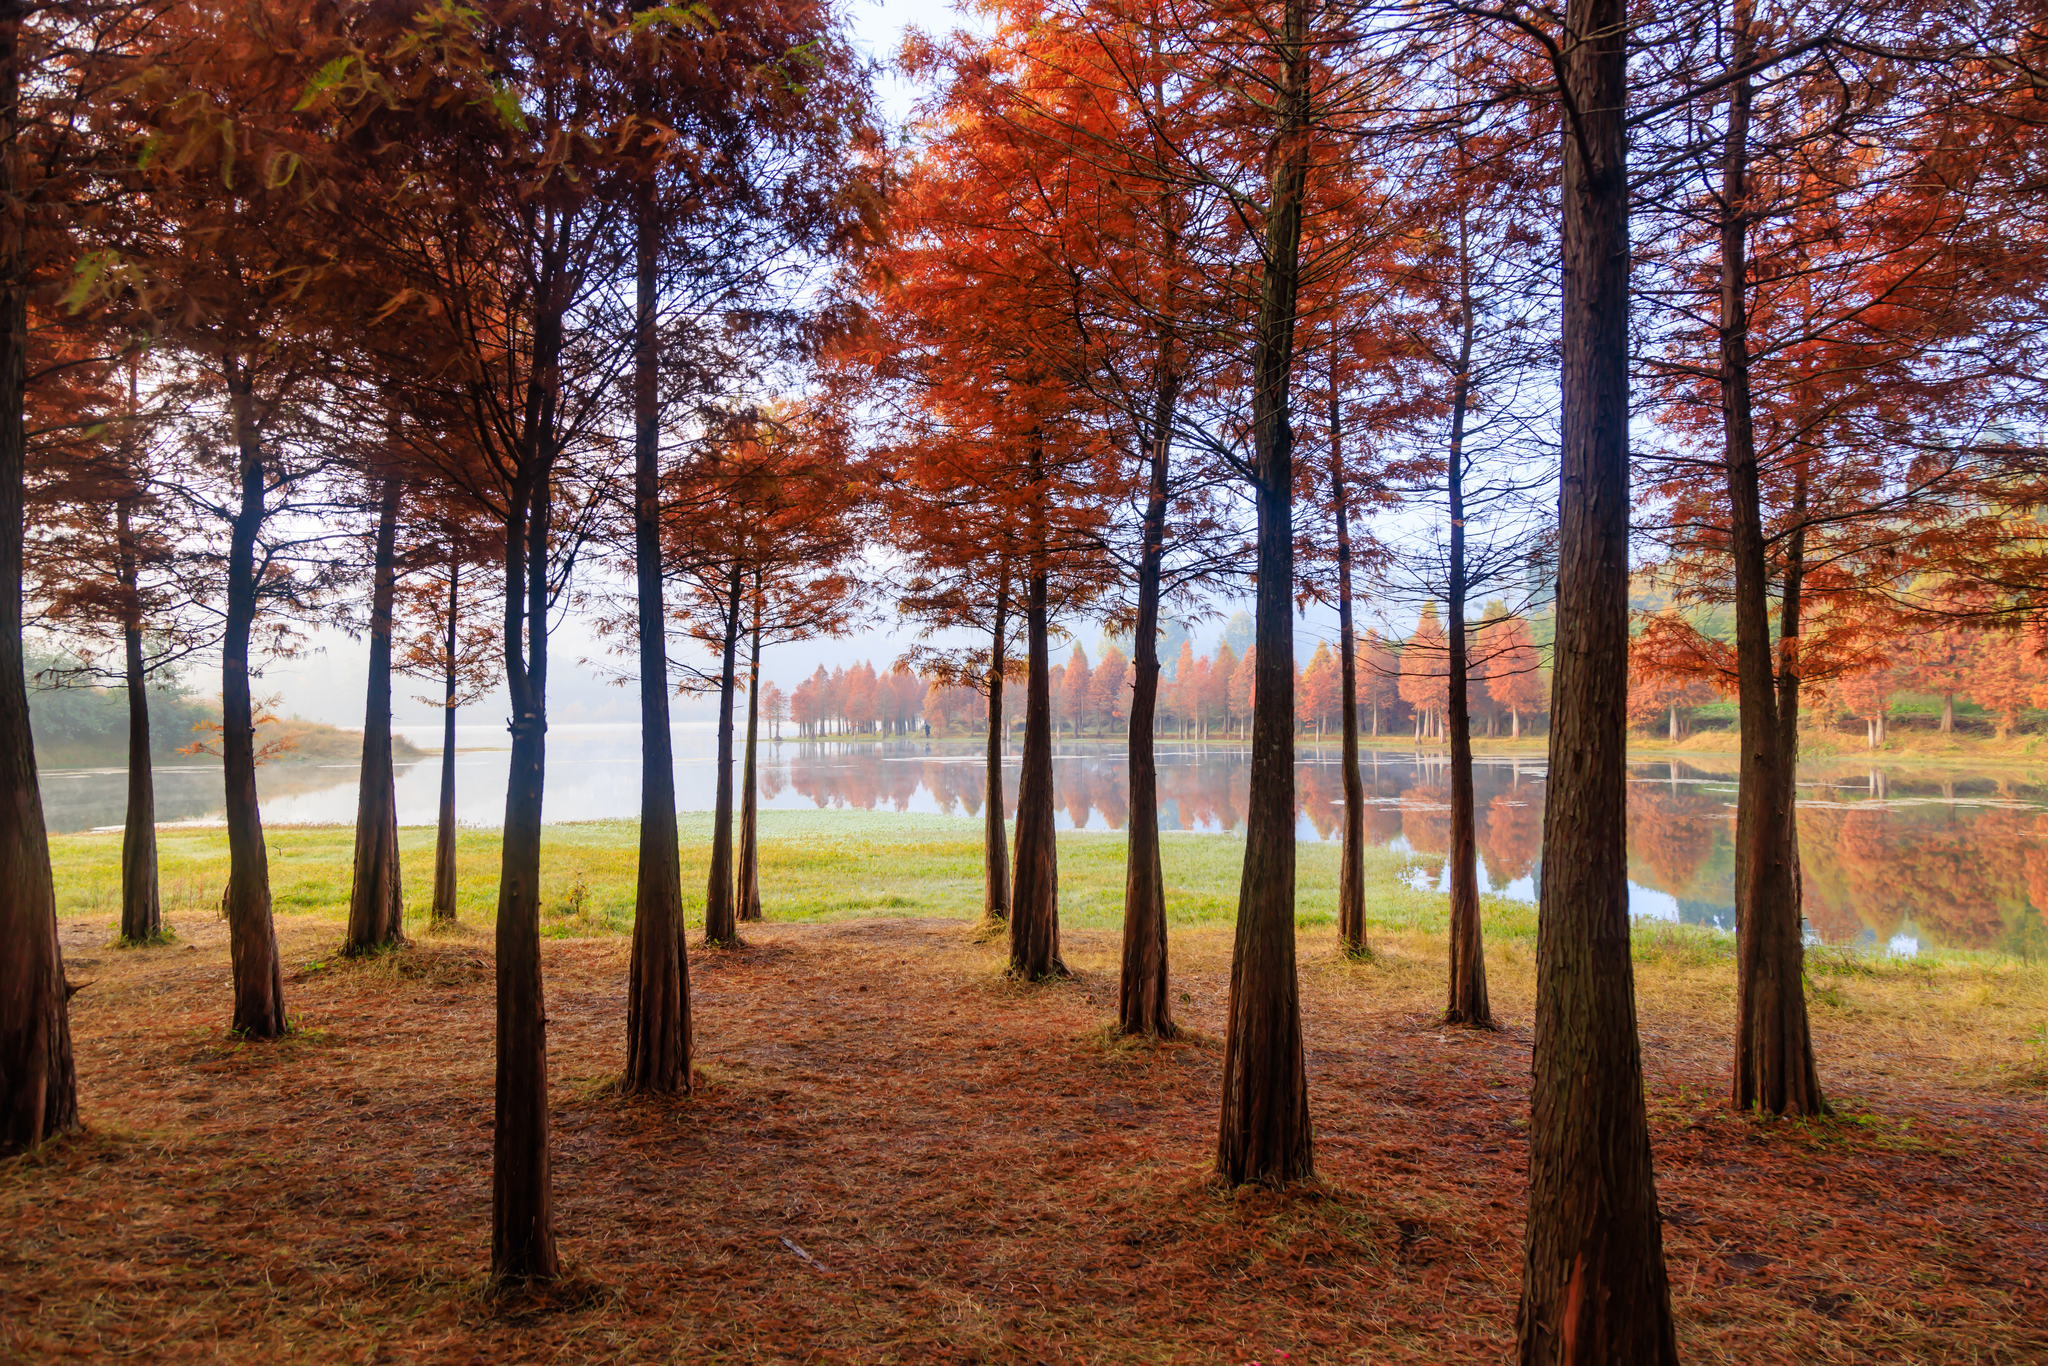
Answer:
[
  {"left": 45, "top": 810, "right": 2048, "bottom": 1091},
  {"left": 49, "top": 811, "right": 1506, "bottom": 940}
]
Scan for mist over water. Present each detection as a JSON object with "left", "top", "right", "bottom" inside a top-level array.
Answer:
[{"left": 38, "top": 725, "right": 2048, "bottom": 956}]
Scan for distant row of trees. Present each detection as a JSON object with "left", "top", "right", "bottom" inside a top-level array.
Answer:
[
  {"left": 1632, "top": 618, "right": 2048, "bottom": 744},
  {"left": 778, "top": 608, "right": 1557, "bottom": 745}
]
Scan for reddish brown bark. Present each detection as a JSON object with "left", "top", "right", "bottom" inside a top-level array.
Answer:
[
  {"left": 982, "top": 569, "right": 1011, "bottom": 922},
  {"left": 738, "top": 580, "right": 763, "bottom": 923},
  {"left": 1719, "top": 7, "right": 1824, "bottom": 1119},
  {"left": 623, "top": 169, "right": 690, "bottom": 1093},
  {"left": 117, "top": 492, "right": 160, "bottom": 943},
  {"left": 345, "top": 476, "right": 405, "bottom": 954},
  {"left": 1118, "top": 384, "right": 1175, "bottom": 1035},
  {"left": 492, "top": 426, "right": 560, "bottom": 1284},
  {"left": 1009, "top": 551, "right": 1064, "bottom": 980},
  {"left": 221, "top": 382, "right": 287, "bottom": 1039},
  {"left": 703, "top": 559, "right": 744, "bottom": 947},
  {"left": 1443, "top": 288, "right": 1490, "bottom": 1028},
  {"left": 1215, "top": 0, "right": 1311, "bottom": 1188},
  {"left": 1514, "top": 0, "right": 1678, "bottom": 1357},
  {"left": 0, "top": 0, "right": 75, "bottom": 1143},
  {"left": 1331, "top": 387, "right": 1366, "bottom": 959},
  {"left": 430, "top": 557, "right": 459, "bottom": 925}
]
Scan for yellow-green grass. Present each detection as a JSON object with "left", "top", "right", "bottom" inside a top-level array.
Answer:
[
  {"left": 49, "top": 810, "right": 1525, "bottom": 940},
  {"left": 47, "top": 809, "right": 2048, "bottom": 1089}
]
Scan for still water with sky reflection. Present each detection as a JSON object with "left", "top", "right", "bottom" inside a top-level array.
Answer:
[{"left": 38, "top": 722, "right": 2048, "bottom": 956}]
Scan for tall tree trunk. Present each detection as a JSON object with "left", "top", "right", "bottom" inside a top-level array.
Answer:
[
  {"left": 623, "top": 170, "right": 689, "bottom": 1093},
  {"left": 345, "top": 476, "right": 405, "bottom": 954},
  {"left": 1010, "top": 501, "right": 1063, "bottom": 980},
  {"left": 492, "top": 415, "right": 560, "bottom": 1284},
  {"left": 0, "top": 0, "right": 76, "bottom": 1142},
  {"left": 1330, "top": 377, "right": 1366, "bottom": 958},
  {"left": 703, "top": 560, "right": 744, "bottom": 946},
  {"left": 982, "top": 566, "right": 1011, "bottom": 922},
  {"left": 738, "top": 575, "right": 763, "bottom": 923},
  {"left": 117, "top": 493, "right": 160, "bottom": 943},
  {"left": 1515, "top": 0, "right": 1678, "bottom": 1356},
  {"left": 1217, "top": 0, "right": 1312, "bottom": 1188},
  {"left": 221, "top": 382, "right": 287, "bottom": 1039},
  {"left": 1719, "top": 12, "right": 1824, "bottom": 1119},
  {"left": 1444, "top": 220, "right": 1491, "bottom": 1029},
  {"left": 1120, "top": 379, "right": 1176, "bottom": 1034},
  {"left": 431, "top": 555, "right": 459, "bottom": 924},
  {"left": 1940, "top": 691, "right": 1953, "bottom": 733}
]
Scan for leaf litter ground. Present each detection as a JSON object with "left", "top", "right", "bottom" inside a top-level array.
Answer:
[{"left": 4, "top": 910, "right": 2046, "bottom": 1364}]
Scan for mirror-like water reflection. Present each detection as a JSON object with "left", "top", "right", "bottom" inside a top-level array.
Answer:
[{"left": 38, "top": 724, "right": 2048, "bottom": 956}]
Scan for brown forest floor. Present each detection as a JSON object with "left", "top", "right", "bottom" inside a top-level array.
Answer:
[{"left": 5, "top": 912, "right": 2047, "bottom": 1365}]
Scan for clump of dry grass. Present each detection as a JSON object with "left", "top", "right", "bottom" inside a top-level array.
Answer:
[{"left": 4, "top": 907, "right": 2045, "bottom": 1364}]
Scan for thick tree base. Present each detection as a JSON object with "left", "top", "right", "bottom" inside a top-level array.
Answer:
[
  {"left": 1005, "top": 960, "right": 1070, "bottom": 984},
  {"left": 1734, "top": 1090, "right": 1831, "bottom": 1121},
  {"left": 114, "top": 930, "right": 176, "bottom": 950},
  {"left": 610, "top": 1071, "right": 694, "bottom": 1101},
  {"left": 484, "top": 1267, "right": 584, "bottom": 1301},
  {"left": 1442, "top": 1008, "right": 1498, "bottom": 1032}
]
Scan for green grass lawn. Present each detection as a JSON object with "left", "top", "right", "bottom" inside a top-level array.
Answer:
[{"left": 49, "top": 809, "right": 1548, "bottom": 947}]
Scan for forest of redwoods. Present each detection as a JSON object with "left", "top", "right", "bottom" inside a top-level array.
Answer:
[{"left": 8, "top": 0, "right": 2048, "bottom": 1360}]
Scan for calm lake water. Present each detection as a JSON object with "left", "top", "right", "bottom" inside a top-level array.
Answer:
[{"left": 38, "top": 723, "right": 2048, "bottom": 956}]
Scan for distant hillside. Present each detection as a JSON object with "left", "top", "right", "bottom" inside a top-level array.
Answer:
[{"left": 26, "top": 673, "right": 419, "bottom": 770}]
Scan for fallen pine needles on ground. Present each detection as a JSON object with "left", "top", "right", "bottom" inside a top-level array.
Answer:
[{"left": 5, "top": 824, "right": 2047, "bottom": 1363}]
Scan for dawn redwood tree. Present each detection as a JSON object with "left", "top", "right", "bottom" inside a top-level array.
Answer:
[
  {"left": 1359, "top": 36, "right": 1556, "bottom": 1026},
  {"left": 331, "top": 0, "right": 871, "bottom": 1270},
  {"left": 1325, "top": 362, "right": 1368, "bottom": 957},
  {"left": 1397, "top": 607, "right": 1449, "bottom": 740},
  {"left": 895, "top": 547, "right": 1019, "bottom": 923},
  {"left": 659, "top": 404, "right": 864, "bottom": 933},
  {"left": 0, "top": 0, "right": 76, "bottom": 1150},
  {"left": 670, "top": 457, "right": 753, "bottom": 948},
  {"left": 1009, "top": 431, "right": 1099, "bottom": 980},
  {"left": 858, "top": 76, "right": 1118, "bottom": 973},
  {"left": 617, "top": 0, "right": 872, "bottom": 1069},
  {"left": 1215, "top": 0, "right": 1314, "bottom": 1187},
  {"left": 332, "top": 2, "right": 653, "bottom": 1282},
  {"left": 622, "top": 41, "right": 686, "bottom": 1087},
  {"left": 1901, "top": 626, "right": 1975, "bottom": 734},
  {"left": 921, "top": 0, "right": 1245, "bottom": 1028},
  {"left": 1710, "top": 3, "right": 1823, "bottom": 1118},
  {"left": 28, "top": 344, "right": 203, "bottom": 946},
  {"left": 1478, "top": 613, "right": 1542, "bottom": 738},
  {"left": 1511, "top": 0, "right": 1678, "bottom": 1355},
  {"left": 668, "top": 418, "right": 868, "bottom": 942},
  {"left": 723, "top": 412, "right": 865, "bottom": 925},
  {"left": 114, "top": 0, "right": 385, "bottom": 1038},
  {"left": 1635, "top": 1, "right": 1989, "bottom": 1117},
  {"left": 394, "top": 502, "right": 500, "bottom": 926},
  {"left": 344, "top": 471, "right": 405, "bottom": 953}
]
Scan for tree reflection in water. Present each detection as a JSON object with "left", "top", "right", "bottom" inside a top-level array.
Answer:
[{"left": 39, "top": 734, "right": 2048, "bottom": 954}]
